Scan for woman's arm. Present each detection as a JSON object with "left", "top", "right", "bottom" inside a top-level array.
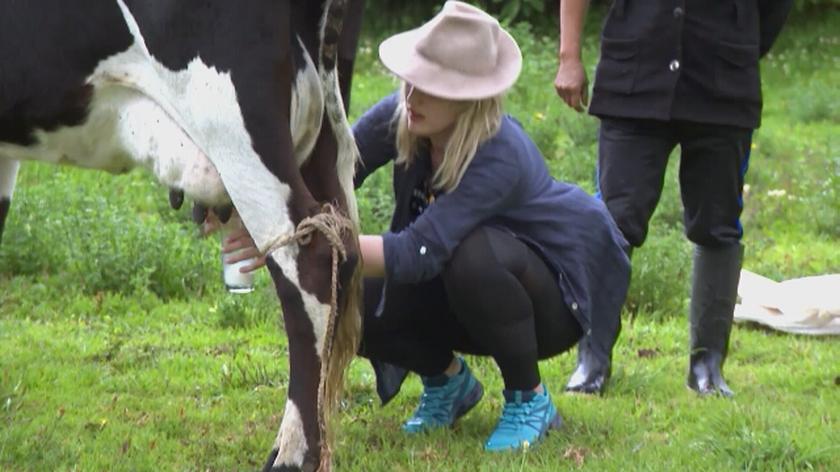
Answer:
[
  {"left": 359, "top": 234, "right": 385, "bottom": 277},
  {"left": 223, "top": 146, "right": 522, "bottom": 282},
  {"left": 382, "top": 140, "right": 523, "bottom": 284},
  {"left": 223, "top": 230, "right": 385, "bottom": 278}
]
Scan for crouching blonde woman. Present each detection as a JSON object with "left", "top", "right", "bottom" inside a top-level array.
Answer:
[{"left": 225, "top": 1, "right": 630, "bottom": 452}]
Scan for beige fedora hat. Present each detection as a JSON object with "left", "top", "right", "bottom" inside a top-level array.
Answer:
[{"left": 378, "top": 1, "right": 522, "bottom": 100}]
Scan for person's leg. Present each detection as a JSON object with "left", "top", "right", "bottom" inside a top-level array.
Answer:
[
  {"left": 597, "top": 117, "right": 679, "bottom": 247},
  {"left": 359, "top": 277, "right": 408, "bottom": 405},
  {"left": 568, "top": 117, "right": 677, "bottom": 394},
  {"left": 360, "top": 276, "right": 461, "bottom": 376},
  {"left": 359, "top": 276, "right": 483, "bottom": 432},
  {"left": 443, "top": 226, "right": 581, "bottom": 451},
  {"left": 444, "top": 226, "right": 582, "bottom": 389},
  {"left": 678, "top": 121, "right": 753, "bottom": 397}
]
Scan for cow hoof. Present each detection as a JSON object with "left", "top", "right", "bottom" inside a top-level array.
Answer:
[
  {"left": 261, "top": 449, "right": 315, "bottom": 472},
  {"left": 169, "top": 189, "right": 184, "bottom": 210},
  {"left": 270, "top": 466, "right": 303, "bottom": 472},
  {"left": 215, "top": 204, "right": 234, "bottom": 224},
  {"left": 261, "top": 449, "right": 280, "bottom": 472},
  {"left": 191, "top": 203, "right": 208, "bottom": 224}
]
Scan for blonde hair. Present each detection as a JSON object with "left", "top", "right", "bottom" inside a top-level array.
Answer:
[{"left": 393, "top": 83, "right": 504, "bottom": 193}]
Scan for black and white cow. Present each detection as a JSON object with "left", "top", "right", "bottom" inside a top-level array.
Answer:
[{"left": 0, "top": 1, "right": 366, "bottom": 471}]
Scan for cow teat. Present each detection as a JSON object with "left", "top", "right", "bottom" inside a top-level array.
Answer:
[
  {"left": 214, "top": 204, "right": 233, "bottom": 224},
  {"left": 169, "top": 189, "right": 185, "bottom": 210},
  {"left": 192, "top": 203, "right": 208, "bottom": 225}
]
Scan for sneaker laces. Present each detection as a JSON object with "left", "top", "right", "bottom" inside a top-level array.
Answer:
[
  {"left": 495, "top": 399, "right": 534, "bottom": 435},
  {"left": 414, "top": 384, "right": 457, "bottom": 422}
]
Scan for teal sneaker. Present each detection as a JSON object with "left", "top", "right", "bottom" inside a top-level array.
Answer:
[
  {"left": 402, "top": 357, "right": 484, "bottom": 434},
  {"left": 484, "top": 385, "right": 563, "bottom": 451}
]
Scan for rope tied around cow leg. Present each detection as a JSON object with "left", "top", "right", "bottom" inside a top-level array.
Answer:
[
  {"left": 264, "top": 203, "right": 353, "bottom": 263},
  {"left": 263, "top": 203, "right": 354, "bottom": 472}
]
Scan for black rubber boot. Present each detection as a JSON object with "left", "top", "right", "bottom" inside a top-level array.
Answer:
[
  {"left": 565, "top": 247, "right": 629, "bottom": 396},
  {"left": 565, "top": 336, "right": 614, "bottom": 395},
  {"left": 687, "top": 244, "right": 743, "bottom": 397}
]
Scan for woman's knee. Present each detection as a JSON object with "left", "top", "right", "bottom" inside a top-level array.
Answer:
[{"left": 443, "top": 227, "right": 512, "bottom": 292}]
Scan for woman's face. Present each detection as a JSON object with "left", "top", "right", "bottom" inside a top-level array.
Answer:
[{"left": 404, "top": 84, "right": 468, "bottom": 144}]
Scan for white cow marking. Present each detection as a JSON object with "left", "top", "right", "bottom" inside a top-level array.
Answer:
[
  {"left": 273, "top": 399, "right": 308, "bottom": 468},
  {"left": 291, "top": 38, "right": 326, "bottom": 168},
  {"left": 0, "top": 86, "right": 228, "bottom": 205}
]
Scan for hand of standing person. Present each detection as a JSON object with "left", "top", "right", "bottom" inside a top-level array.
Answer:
[
  {"left": 554, "top": 56, "right": 588, "bottom": 112},
  {"left": 554, "top": 0, "right": 590, "bottom": 112}
]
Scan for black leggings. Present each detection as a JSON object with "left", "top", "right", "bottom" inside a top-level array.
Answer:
[{"left": 360, "top": 226, "right": 583, "bottom": 391}]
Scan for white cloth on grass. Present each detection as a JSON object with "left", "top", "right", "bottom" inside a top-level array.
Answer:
[{"left": 735, "top": 270, "right": 840, "bottom": 335}]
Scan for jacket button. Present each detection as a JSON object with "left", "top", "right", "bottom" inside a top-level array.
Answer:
[
  {"left": 673, "top": 7, "right": 684, "bottom": 19},
  {"left": 419, "top": 245, "right": 427, "bottom": 255},
  {"left": 571, "top": 302, "right": 579, "bottom": 311},
  {"left": 669, "top": 59, "right": 680, "bottom": 72}
]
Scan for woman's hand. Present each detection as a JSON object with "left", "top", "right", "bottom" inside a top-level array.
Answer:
[
  {"left": 222, "top": 226, "right": 267, "bottom": 273},
  {"left": 197, "top": 207, "right": 266, "bottom": 274}
]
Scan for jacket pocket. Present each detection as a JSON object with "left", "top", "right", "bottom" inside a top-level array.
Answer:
[
  {"left": 714, "top": 40, "right": 761, "bottom": 102},
  {"left": 594, "top": 37, "right": 638, "bottom": 95}
]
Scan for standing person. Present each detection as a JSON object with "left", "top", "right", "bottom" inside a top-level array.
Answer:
[
  {"left": 225, "top": 1, "right": 630, "bottom": 451},
  {"left": 554, "top": 0, "right": 793, "bottom": 396}
]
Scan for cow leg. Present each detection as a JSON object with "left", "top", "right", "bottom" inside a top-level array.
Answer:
[
  {"left": 264, "top": 127, "right": 360, "bottom": 472},
  {"left": 0, "top": 158, "right": 19, "bottom": 244},
  {"left": 263, "top": 262, "right": 328, "bottom": 472},
  {"left": 263, "top": 72, "right": 362, "bottom": 472},
  {"left": 193, "top": 4, "right": 335, "bottom": 470},
  {"left": 262, "top": 190, "right": 360, "bottom": 472},
  {"left": 263, "top": 3, "right": 362, "bottom": 472},
  {"left": 256, "top": 109, "right": 325, "bottom": 472}
]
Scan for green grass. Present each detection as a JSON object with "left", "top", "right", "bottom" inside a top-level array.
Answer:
[{"left": 2, "top": 10, "right": 839, "bottom": 472}]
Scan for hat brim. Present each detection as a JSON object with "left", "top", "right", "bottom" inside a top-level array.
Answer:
[{"left": 378, "top": 27, "right": 522, "bottom": 101}]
